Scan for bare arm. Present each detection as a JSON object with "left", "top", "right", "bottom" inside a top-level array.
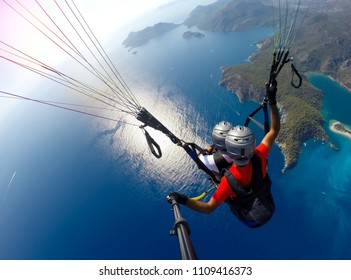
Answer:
[
  {"left": 261, "top": 104, "right": 280, "bottom": 150},
  {"left": 185, "top": 197, "right": 220, "bottom": 214}
]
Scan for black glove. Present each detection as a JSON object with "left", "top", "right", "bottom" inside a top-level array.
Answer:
[
  {"left": 266, "top": 80, "right": 278, "bottom": 105},
  {"left": 167, "top": 192, "right": 188, "bottom": 205}
]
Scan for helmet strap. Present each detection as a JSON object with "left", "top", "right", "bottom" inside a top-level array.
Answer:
[{"left": 240, "top": 147, "right": 245, "bottom": 157}]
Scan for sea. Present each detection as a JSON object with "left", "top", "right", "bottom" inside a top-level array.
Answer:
[{"left": 0, "top": 22, "right": 351, "bottom": 260}]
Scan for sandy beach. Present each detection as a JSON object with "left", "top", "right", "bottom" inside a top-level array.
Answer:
[{"left": 330, "top": 120, "right": 351, "bottom": 139}]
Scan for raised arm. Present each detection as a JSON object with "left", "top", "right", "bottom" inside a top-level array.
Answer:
[{"left": 261, "top": 81, "right": 281, "bottom": 150}]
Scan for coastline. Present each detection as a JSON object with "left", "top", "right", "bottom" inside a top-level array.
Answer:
[
  {"left": 246, "top": 41, "right": 263, "bottom": 62},
  {"left": 307, "top": 72, "right": 351, "bottom": 95},
  {"left": 219, "top": 68, "right": 341, "bottom": 172},
  {"left": 330, "top": 119, "right": 351, "bottom": 139}
]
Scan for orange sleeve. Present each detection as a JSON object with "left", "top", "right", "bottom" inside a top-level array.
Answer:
[
  {"left": 256, "top": 143, "right": 269, "bottom": 159},
  {"left": 255, "top": 143, "right": 269, "bottom": 176},
  {"left": 212, "top": 176, "right": 235, "bottom": 204}
]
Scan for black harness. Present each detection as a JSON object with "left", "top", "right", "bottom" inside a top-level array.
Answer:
[
  {"left": 225, "top": 155, "right": 275, "bottom": 228},
  {"left": 213, "top": 150, "right": 232, "bottom": 173}
]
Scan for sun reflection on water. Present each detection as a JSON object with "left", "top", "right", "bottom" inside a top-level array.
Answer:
[{"left": 90, "top": 83, "right": 213, "bottom": 196}]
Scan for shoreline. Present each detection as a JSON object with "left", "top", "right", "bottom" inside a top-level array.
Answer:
[
  {"left": 329, "top": 120, "right": 351, "bottom": 139},
  {"left": 307, "top": 72, "right": 351, "bottom": 94}
]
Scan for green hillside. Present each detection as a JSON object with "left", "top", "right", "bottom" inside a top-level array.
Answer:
[{"left": 219, "top": 6, "right": 350, "bottom": 170}]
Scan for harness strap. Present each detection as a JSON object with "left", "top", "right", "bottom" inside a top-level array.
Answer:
[
  {"left": 181, "top": 143, "right": 220, "bottom": 183},
  {"left": 225, "top": 155, "right": 266, "bottom": 201},
  {"left": 137, "top": 107, "right": 181, "bottom": 144},
  {"left": 142, "top": 129, "right": 162, "bottom": 158},
  {"left": 137, "top": 107, "right": 221, "bottom": 182},
  {"left": 213, "top": 150, "right": 232, "bottom": 173},
  {"left": 225, "top": 155, "right": 275, "bottom": 228},
  {"left": 291, "top": 63, "right": 302, "bottom": 88}
]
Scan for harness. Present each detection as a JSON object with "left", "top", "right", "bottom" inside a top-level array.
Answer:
[
  {"left": 225, "top": 154, "right": 275, "bottom": 228},
  {"left": 213, "top": 150, "right": 232, "bottom": 173}
]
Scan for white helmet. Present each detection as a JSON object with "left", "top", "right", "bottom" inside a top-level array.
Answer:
[
  {"left": 212, "top": 121, "right": 233, "bottom": 150},
  {"left": 225, "top": 125, "right": 256, "bottom": 166}
]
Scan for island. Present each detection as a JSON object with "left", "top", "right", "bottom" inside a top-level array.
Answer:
[
  {"left": 122, "top": 0, "right": 351, "bottom": 171},
  {"left": 182, "top": 31, "right": 205, "bottom": 39},
  {"left": 122, "top": 22, "right": 180, "bottom": 48},
  {"left": 330, "top": 120, "right": 351, "bottom": 139}
]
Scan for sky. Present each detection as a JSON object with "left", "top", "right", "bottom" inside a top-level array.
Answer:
[
  {"left": 0, "top": 0, "right": 215, "bottom": 52},
  {"left": 0, "top": 0, "right": 215, "bottom": 98},
  {"left": 0, "top": 0, "right": 216, "bottom": 122},
  {"left": 69, "top": 0, "right": 177, "bottom": 35},
  {"left": 0, "top": 0, "right": 175, "bottom": 73},
  {"left": 0, "top": 0, "right": 174, "bottom": 36}
]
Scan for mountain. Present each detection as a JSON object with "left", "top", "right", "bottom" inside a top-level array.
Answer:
[
  {"left": 122, "top": 1, "right": 273, "bottom": 47},
  {"left": 184, "top": 0, "right": 275, "bottom": 31},
  {"left": 122, "top": 0, "right": 350, "bottom": 170},
  {"left": 122, "top": 22, "right": 180, "bottom": 48},
  {"left": 218, "top": 4, "right": 350, "bottom": 170},
  {"left": 292, "top": 11, "right": 351, "bottom": 89}
]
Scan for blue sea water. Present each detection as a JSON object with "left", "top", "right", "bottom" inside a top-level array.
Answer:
[{"left": 1, "top": 23, "right": 351, "bottom": 260}]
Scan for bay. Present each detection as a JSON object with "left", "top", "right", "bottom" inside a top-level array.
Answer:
[{"left": 1, "top": 20, "right": 350, "bottom": 260}]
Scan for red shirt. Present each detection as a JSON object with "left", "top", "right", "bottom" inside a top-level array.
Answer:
[{"left": 212, "top": 143, "right": 269, "bottom": 204}]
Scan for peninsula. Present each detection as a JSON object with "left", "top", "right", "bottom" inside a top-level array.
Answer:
[
  {"left": 121, "top": 0, "right": 351, "bottom": 170},
  {"left": 194, "top": 0, "right": 351, "bottom": 170}
]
